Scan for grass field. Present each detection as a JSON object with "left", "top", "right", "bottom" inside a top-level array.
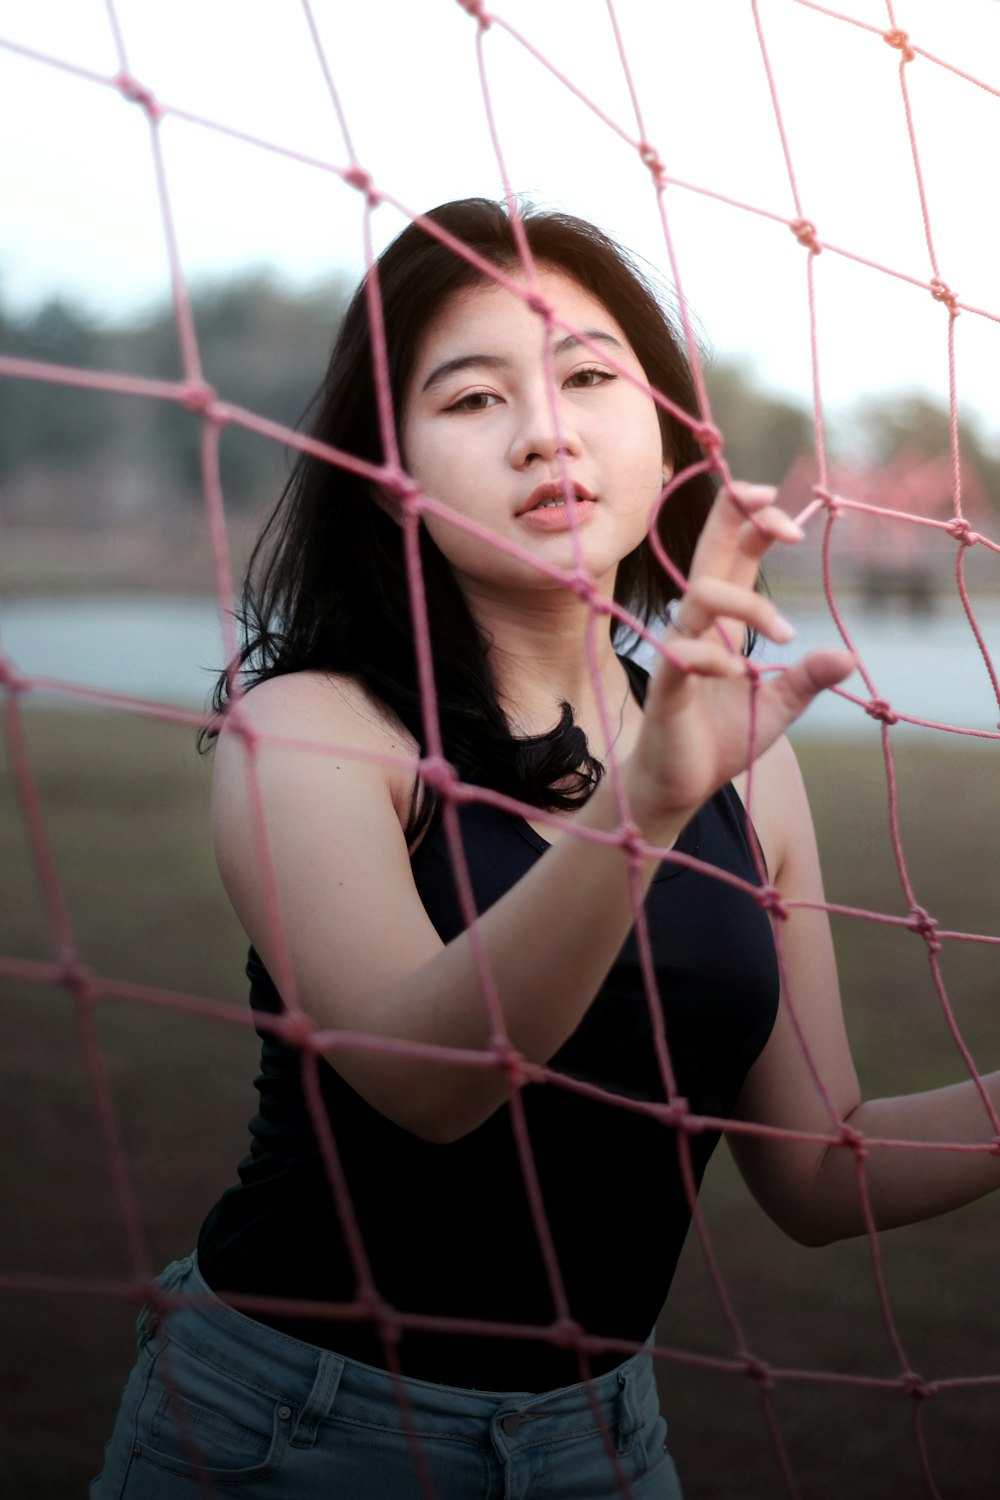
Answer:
[{"left": 2, "top": 706, "right": 999, "bottom": 1498}]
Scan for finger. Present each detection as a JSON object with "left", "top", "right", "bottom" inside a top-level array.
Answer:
[
  {"left": 759, "top": 649, "right": 857, "bottom": 727},
  {"left": 655, "top": 635, "right": 748, "bottom": 686},
  {"left": 679, "top": 577, "right": 795, "bottom": 644},
  {"left": 727, "top": 507, "right": 804, "bottom": 577},
  {"left": 690, "top": 483, "right": 803, "bottom": 586},
  {"left": 729, "top": 487, "right": 803, "bottom": 551},
  {"left": 728, "top": 505, "right": 804, "bottom": 592}
]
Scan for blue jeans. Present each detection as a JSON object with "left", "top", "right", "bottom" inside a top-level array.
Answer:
[{"left": 90, "top": 1254, "right": 683, "bottom": 1499}]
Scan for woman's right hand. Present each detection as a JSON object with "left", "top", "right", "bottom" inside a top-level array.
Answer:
[{"left": 626, "top": 482, "right": 855, "bottom": 841}]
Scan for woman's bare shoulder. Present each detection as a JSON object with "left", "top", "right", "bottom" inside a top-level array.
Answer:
[
  {"left": 219, "top": 670, "right": 414, "bottom": 746},
  {"left": 212, "top": 670, "right": 421, "bottom": 826},
  {"left": 206, "top": 670, "right": 447, "bottom": 1058}
]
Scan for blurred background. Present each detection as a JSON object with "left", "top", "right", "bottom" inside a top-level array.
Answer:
[{"left": 2, "top": 1, "right": 999, "bottom": 1496}]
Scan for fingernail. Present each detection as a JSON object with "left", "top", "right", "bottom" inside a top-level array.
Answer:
[{"left": 772, "top": 615, "right": 796, "bottom": 642}]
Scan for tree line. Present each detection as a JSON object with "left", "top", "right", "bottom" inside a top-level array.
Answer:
[{"left": 1, "top": 276, "right": 997, "bottom": 523}]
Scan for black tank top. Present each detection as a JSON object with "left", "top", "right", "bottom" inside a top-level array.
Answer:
[{"left": 198, "top": 667, "right": 779, "bottom": 1392}]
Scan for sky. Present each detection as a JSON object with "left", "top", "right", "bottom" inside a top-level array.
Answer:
[{"left": 2, "top": 0, "right": 1000, "bottom": 439}]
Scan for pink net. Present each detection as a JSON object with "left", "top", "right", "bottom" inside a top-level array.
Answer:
[{"left": 2, "top": 3, "right": 999, "bottom": 1497}]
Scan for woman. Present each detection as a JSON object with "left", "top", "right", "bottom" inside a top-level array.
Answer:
[{"left": 92, "top": 199, "right": 999, "bottom": 1499}]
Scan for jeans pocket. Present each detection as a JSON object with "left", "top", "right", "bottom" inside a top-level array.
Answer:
[{"left": 133, "top": 1340, "right": 289, "bottom": 1483}]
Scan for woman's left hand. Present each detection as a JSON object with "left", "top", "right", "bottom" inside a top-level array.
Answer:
[{"left": 624, "top": 481, "right": 856, "bottom": 838}]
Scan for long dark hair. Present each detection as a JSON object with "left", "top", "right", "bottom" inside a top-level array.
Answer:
[{"left": 205, "top": 198, "right": 717, "bottom": 838}]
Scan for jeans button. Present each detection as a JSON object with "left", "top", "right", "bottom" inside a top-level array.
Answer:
[
  {"left": 501, "top": 1414, "right": 523, "bottom": 1437},
  {"left": 277, "top": 1405, "right": 292, "bottom": 1421}
]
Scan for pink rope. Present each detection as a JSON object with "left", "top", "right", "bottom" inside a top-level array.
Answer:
[{"left": 2, "top": 4, "right": 1000, "bottom": 1497}]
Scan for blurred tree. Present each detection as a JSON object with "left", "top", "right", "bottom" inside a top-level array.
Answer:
[
  {"left": 0, "top": 273, "right": 351, "bottom": 511},
  {"left": 0, "top": 298, "right": 118, "bottom": 478},
  {"left": 703, "top": 359, "right": 813, "bottom": 485},
  {"left": 848, "top": 393, "right": 1000, "bottom": 514},
  {"left": 111, "top": 273, "right": 352, "bottom": 505}
]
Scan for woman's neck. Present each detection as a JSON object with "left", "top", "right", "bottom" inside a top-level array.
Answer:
[{"left": 460, "top": 577, "right": 630, "bottom": 741}]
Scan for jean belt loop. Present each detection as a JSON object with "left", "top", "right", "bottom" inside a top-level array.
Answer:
[
  {"left": 616, "top": 1364, "right": 642, "bottom": 1451},
  {"left": 290, "top": 1350, "right": 344, "bottom": 1449},
  {"left": 159, "top": 1256, "right": 192, "bottom": 1292},
  {"left": 137, "top": 1256, "right": 192, "bottom": 1350}
]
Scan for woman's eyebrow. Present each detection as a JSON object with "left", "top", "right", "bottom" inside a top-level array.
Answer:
[
  {"left": 421, "top": 329, "right": 626, "bottom": 396},
  {"left": 552, "top": 329, "right": 625, "bottom": 358},
  {"left": 421, "top": 353, "right": 506, "bottom": 394}
]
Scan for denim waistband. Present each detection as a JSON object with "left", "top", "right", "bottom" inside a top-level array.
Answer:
[{"left": 139, "top": 1254, "right": 654, "bottom": 1455}]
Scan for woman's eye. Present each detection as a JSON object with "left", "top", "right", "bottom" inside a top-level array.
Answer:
[
  {"left": 566, "top": 367, "right": 616, "bottom": 389},
  {"left": 446, "top": 390, "right": 500, "bottom": 412}
]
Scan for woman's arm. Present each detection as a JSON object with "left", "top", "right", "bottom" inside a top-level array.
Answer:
[
  {"left": 212, "top": 486, "right": 852, "bottom": 1145},
  {"left": 212, "top": 667, "right": 688, "bottom": 1144},
  {"left": 730, "top": 735, "right": 1000, "bottom": 1245}
]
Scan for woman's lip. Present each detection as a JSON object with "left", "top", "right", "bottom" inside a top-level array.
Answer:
[
  {"left": 516, "top": 499, "right": 598, "bottom": 532},
  {"left": 517, "top": 482, "right": 595, "bottom": 515}
]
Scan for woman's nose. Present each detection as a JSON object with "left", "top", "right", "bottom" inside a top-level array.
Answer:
[{"left": 509, "top": 389, "right": 582, "bottom": 470}]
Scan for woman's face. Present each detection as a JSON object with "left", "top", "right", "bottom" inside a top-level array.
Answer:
[{"left": 399, "top": 265, "right": 666, "bottom": 605}]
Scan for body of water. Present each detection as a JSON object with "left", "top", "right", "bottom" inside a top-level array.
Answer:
[{"left": 3, "top": 593, "right": 999, "bottom": 740}]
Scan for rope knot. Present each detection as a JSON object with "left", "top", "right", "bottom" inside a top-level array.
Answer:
[
  {"left": 883, "top": 29, "right": 915, "bottom": 63},
  {"left": 454, "top": 0, "right": 492, "bottom": 28},
  {"left": 372, "top": 1303, "right": 403, "bottom": 1344},
  {"left": 945, "top": 516, "right": 976, "bottom": 546},
  {"left": 659, "top": 1096, "right": 691, "bottom": 1129},
  {"left": 418, "top": 755, "right": 459, "bottom": 795},
  {"left": 929, "top": 278, "right": 959, "bottom": 315},
  {"left": 865, "top": 697, "right": 898, "bottom": 726},
  {"left": 343, "top": 164, "right": 381, "bottom": 206},
  {"left": 497, "top": 1044, "right": 542, "bottom": 1092},
  {"left": 274, "top": 1010, "right": 316, "bottom": 1051},
  {"left": 899, "top": 1369, "right": 935, "bottom": 1401},
  {"left": 755, "top": 884, "right": 788, "bottom": 920},
  {"left": 383, "top": 468, "right": 423, "bottom": 517},
  {"left": 741, "top": 1355, "right": 776, "bottom": 1392},
  {"left": 566, "top": 570, "right": 596, "bottom": 604},
  {"left": 492, "top": 1037, "right": 532, "bottom": 1089},
  {"left": 115, "top": 72, "right": 163, "bottom": 121},
  {"left": 58, "top": 958, "right": 100, "bottom": 1005},
  {"left": 524, "top": 290, "right": 552, "bottom": 320},
  {"left": 790, "top": 218, "right": 821, "bottom": 254},
  {"left": 812, "top": 484, "right": 840, "bottom": 518},
  {"left": 638, "top": 141, "right": 668, "bottom": 189},
  {"left": 690, "top": 420, "right": 723, "bottom": 458},
  {"left": 908, "top": 904, "right": 941, "bottom": 953},
  {"left": 834, "top": 1122, "right": 868, "bottom": 1159},
  {"left": 179, "top": 380, "right": 219, "bottom": 419},
  {"left": 353, "top": 1286, "right": 386, "bottom": 1322},
  {"left": 548, "top": 1318, "right": 583, "bottom": 1350},
  {"left": 616, "top": 819, "right": 646, "bottom": 864}
]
